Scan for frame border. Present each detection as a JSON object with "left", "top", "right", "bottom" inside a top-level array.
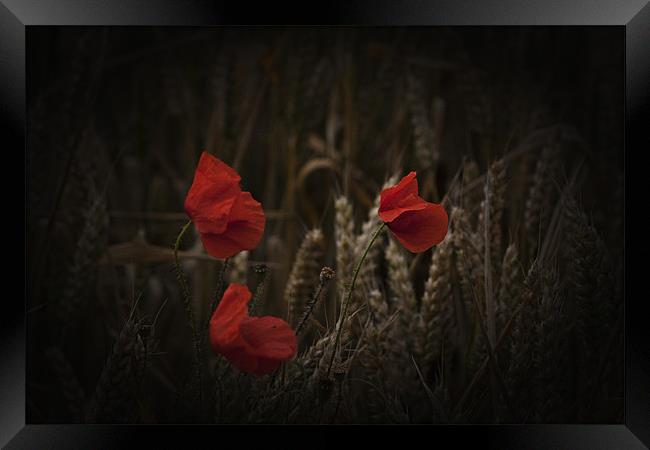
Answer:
[{"left": 2, "top": 1, "right": 648, "bottom": 448}]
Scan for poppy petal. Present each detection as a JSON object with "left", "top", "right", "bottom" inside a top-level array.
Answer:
[
  {"left": 209, "top": 284, "right": 263, "bottom": 374},
  {"left": 209, "top": 283, "right": 296, "bottom": 377},
  {"left": 387, "top": 202, "right": 449, "bottom": 253},
  {"left": 199, "top": 191, "right": 265, "bottom": 259},
  {"left": 209, "top": 284, "right": 251, "bottom": 351},
  {"left": 228, "top": 191, "right": 266, "bottom": 239},
  {"left": 379, "top": 192, "right": 429, "bottom": 223},
  {"left": 240, "top": 316, "right": 297, "bottom": 361},
  {"left": 379, "top": 171, "right": 417, "bottom": 208},
  {"left": 379, "top": 172, "right": 429, "bottom": 223},
  {"left": 218, "top": 340, "right": 259, "bottom": 374},
  {"left": 195, "top": 151, "right": 241, "bottom": 185},
  {"left": 184, "top": 152, "right": 241, "bottom": 235}
]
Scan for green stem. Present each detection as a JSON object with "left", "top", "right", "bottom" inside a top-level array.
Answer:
[
  {"left": 201, "top": 257, "right": 230, "bottom": 348},
  {"left": 173, "top": 221, "right": 196, "bottom": 335},
  {"left": 295, "top": 283, "right": 324, "bottom": 337},
  {"left": 173, "top": 219, "right": 204, "bottom": 411},
  {"left": 212, "top": 258, "right": 230, "bottom": 313},
  {"left": 249, "top": 264, "right": 269, "bottom": 316},
  {"left": 326, "top": 222, "right": 386, "bottom": 379}
]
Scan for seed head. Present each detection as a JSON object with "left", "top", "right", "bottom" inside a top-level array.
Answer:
[{"left": 320, "top": 267, "right": 336, "bottom": 284}]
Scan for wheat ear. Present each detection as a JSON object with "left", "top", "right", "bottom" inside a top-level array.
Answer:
[
  {"left": 418, "top": 233, "right": 454, "bottom": 376},
  {"left": 385, "top": 238, "right": 418, "bottom": 343},
  {"left": 285, "top": 229, "right": 325, "bottom": 326},
  {"left": 86, "top": 315, "right": 142, "bottom": 423},
  {"left": 335, "top": 196, "right": 355, "bottom": 302}
]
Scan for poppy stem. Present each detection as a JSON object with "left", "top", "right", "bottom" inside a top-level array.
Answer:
[
  {"left": 173, "top": 220, "right": 197, "bottom": 336},
  {"left": 249, "top": 264, "right": 269, "bottom": 316},
  {"left": 326, "top": 222, "right": 386, "bottom": 379},
  {"left": 296, "top": 267, "right": 335, "bottom": 337},
  {"left": 173, "top": 219, "right": 204, "bottom": 412},
  {"left": 200, "top": 257, "right": 230, "bottom": 349},
  {"left": 212, "top": 257, "right": 230, "bottom": 313},
  {"left": 295, "top": 283, "right": 324, "bottom": 337}
]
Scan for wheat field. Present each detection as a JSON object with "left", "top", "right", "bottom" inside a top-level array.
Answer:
[{"left": 26, "top": 27, "right": 623, "bottom": 423}]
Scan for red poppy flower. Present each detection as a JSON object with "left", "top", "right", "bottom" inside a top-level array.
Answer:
[
  {"left": 184, "top": 152, "right": 265, "bottom": 259},
  {"left": 378, "top": 171, "right": 448, "bottom": 253},
  {"left": 209, "top": 283, "right": 297, "bottom": 376}
]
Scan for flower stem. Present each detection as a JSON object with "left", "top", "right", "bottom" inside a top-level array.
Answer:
[
  {"left": 173, "top": 219, "right": 204, "bottom": 411},
  {"left": 212, "top": 258, "right": 230, "bottom": 313},
  {"left": 201, "top": 257, "right": 230, "bottom": 349},
  {"left": 249, "top": 264, "right": 269, "bottom": 316},
  {"left": 326, "top": 222, "right": 386, "bottom": 379},
  {"left": 173, "top": 220, "right": 197, "bottom": 337},
  {"left": 295, "top": 283, "right": 324, "bottom": 337}
]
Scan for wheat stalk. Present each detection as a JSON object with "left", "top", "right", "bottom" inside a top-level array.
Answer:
[
  {"left": 353, "top": 207, "right": 382, "bottom": 292},
  {"left": 385, "top": 238, "right": 418, "bottom": 344},
  {"left": 451, "top": 207, "right": 483, "bottom": 326},
  {"left": 461, "top": 158, "right": 481, "bottom": 211},
  {"left": 478, "top": 159, "right": 507, "bottom": 282},
  {"left": 524, "top": 146, "right": 559, "bottom": 259},
  {"left": 350, "top": 176, "right": 397, "bottom": 313},
  {"left": 85, "top": 315, "right": 142, "bottom": 423},
  {"left": 531, "top": 267, "right": 570, "bottom": 421},
  {"left": 418, "top": 233, "right": 454, "bottom": 377},
  {"left": 505, "top": 263, "right": 540, "bottom": 421},
  {"left": 562, "top": 196, "right": 616, "bottom": 414},
  {"left": 57, "top": 191, "right": 108, "bottom": 340},
  {"left": 285, "top": 229, "right": 325, "bottom": 326},
  {"left": 334, "top": 196, "right": 355, "bottom": 302},
  {"left": 497, "top": 243, "right": 522, "bottom": 332}
]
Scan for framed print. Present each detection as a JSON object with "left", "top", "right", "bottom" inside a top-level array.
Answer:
[{"left": 1, "top": 0, "right": 649, "bottom": 448}]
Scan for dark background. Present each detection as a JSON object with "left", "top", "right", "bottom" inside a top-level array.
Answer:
[{"left": 26, "top": 26, "right": 623, "bottom": 424}]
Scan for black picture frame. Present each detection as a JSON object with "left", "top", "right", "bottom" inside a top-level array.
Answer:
[{"left": 2, "top": 1, "right": 648, "bottom": 447}]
